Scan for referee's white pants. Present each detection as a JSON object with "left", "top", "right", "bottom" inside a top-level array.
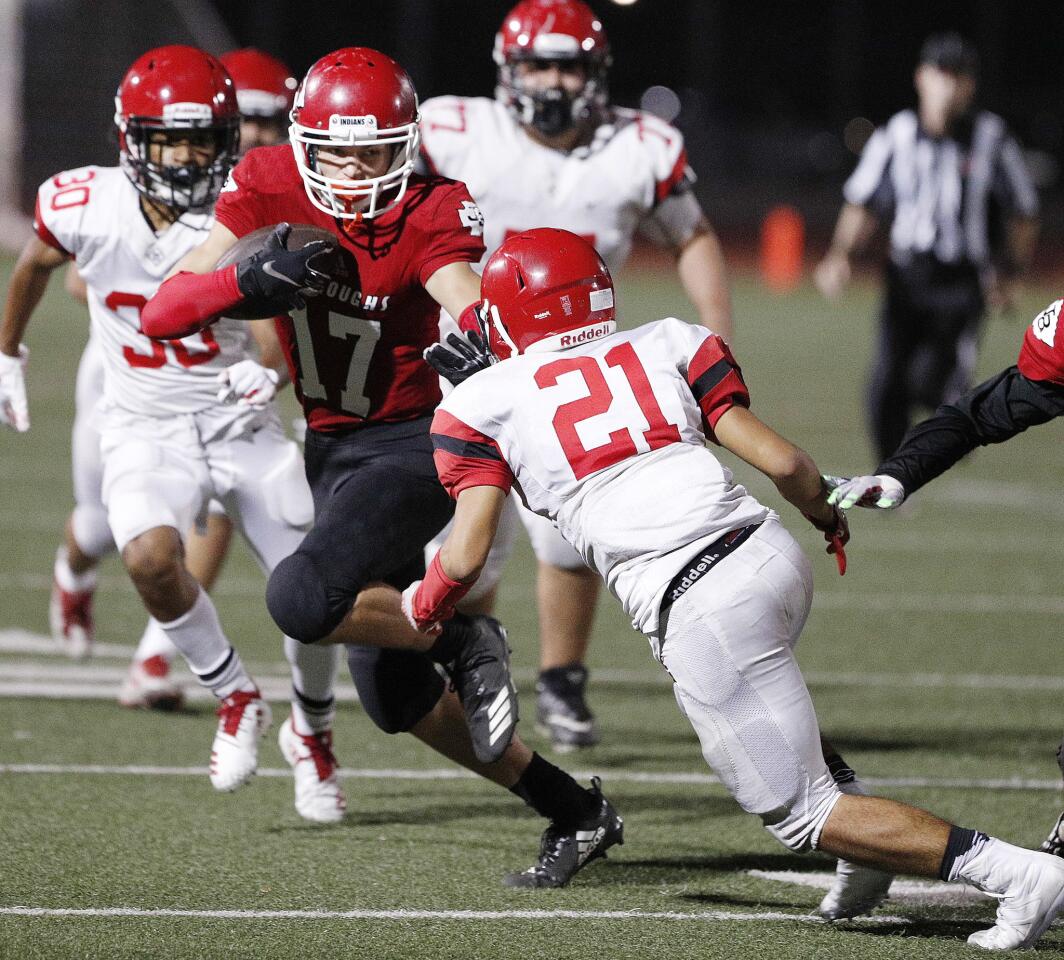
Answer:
[{"left": 660, "top": 518, "right": 841, "bottom": 852}]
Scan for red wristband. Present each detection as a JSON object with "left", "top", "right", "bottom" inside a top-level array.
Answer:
[
  {"left": 456, "top": 300, "right": 484, "bottom": 335},
  {"left": 413, "top": 552, "right": 474, "bottom": 628}
]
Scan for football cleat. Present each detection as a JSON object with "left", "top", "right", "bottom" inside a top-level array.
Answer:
[
  {"left": 816, "top": 858, "right": 893, "bottom": 920},
  {"left": 962, "top": 840, "right": 1064, "bottom": 950},
  {"left": 442, "top": 614, "right": 518, "bottom": 764},
  {"left": 118, "top": 654, "right": 185, "bottom": 711},
  {"left": 1041, "top": 811, "right": 1064, "bottom": 859},
  {"left": 209, "top": 690, "right": 271, "bottom": 792},
  {"left": 535, "top": 665, "right": 599, "bottom": 752},
  {"left": 504, "top": 777, "right": 623, "bottom": 888},
  {"left": 49, "top": 579, "right": 94, "bottom": 660},
  {"left": 278, "top": 715, "right": 346, "bottom": 824}
]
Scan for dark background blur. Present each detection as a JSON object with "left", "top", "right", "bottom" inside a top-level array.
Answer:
[{"left": 18, "top": 0, "right": 1064, "bottom": 255}]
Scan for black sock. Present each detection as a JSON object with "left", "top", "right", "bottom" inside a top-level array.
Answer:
[
  {"left": 425, "top": 612, "right": 472, "bottom": 665},
  {"left": 939, "top": 825, "right": 989, "bottom": 881},
  {"left": 509, "top": 752, "right": 598, "bottom": 826},
  {"left": 822, "top": 750, "right": 857, "bottom": 787}
]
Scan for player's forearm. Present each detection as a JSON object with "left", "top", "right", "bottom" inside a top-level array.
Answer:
[
  {"left": 141, "top": 266, "right": 243, "bottom": 340},
  {"left": 827, "top": 203, "right": 878, "bottom": 258},
  {"left": 677, "top": 228, "right": 733, "bottom": 341},
  {"left": 770, "top": 446, "right": 835, "bottom": 525},
  {"left": 0, "top": 260, "right": 56, "bottom": 356}
]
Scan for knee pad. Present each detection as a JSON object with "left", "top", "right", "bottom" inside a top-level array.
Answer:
[
  {"left": 267, "top": 550, "right": 344, "bottom": 644},
  {"left": 71, "top": 503, "right": 115, "bottom": 560},
  {"left": 761, "top": 773, "right": 843, "bottom": 853},
  {"left": 346, "top": 646, "right": 444, "bottom": 734}
]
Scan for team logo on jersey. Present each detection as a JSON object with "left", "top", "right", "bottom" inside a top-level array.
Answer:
[
  {"left": 458, "top": 200, "right": 484, "bottom": 237},
  {"left": 1032, "top": 299, "right": 1062, "bottom": 349},
  {"left": 220, "top": 171, "right": 238, "bottom": 194}
]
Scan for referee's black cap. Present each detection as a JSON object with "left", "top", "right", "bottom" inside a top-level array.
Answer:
[{"left": 919, "top": 32, "right": 979, "bottom": 77}]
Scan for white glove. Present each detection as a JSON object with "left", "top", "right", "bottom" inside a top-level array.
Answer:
[
  {"left": 0, "top": 345, "right": 30, "bottom": 432},
  {"left": 216, "top": 360, "right": 279, "bottom": 409},
  {"left": 824, "top": 473, "right": 906, "bottom": 510}
]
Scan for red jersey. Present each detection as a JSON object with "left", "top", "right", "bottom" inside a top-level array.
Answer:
[
  {"left": 1018, "top": 299, "right": 1064, "bottom": 386},
  {"left": 214, "top": 145, "right": 485, "bottom": 431}
]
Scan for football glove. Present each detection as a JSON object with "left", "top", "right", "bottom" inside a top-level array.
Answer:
[
  {"left": 216, "top": 360, "right": 279, "bottom": 409},
  {"left": 824, "top": 474, "right": 906, "bottom": 510},
  {"left": 802, "top": 505, "right": 850, "bottom": 575},
  {"left": 0, "top": 344, "right": 30, "bottom": 432},
  {"left": 235, "top": 223, "right": 335, "bottom": 312},
  {"left": 423, "top": 329, "right": 495, "bottom": 386}
]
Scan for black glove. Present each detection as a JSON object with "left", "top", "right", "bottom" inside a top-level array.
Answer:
[
  {"left": 423, "top": 329, "right": 495, "bottom": 386},
  {"left": 235, "top": 223, "right": 336, "bottom": 312}
]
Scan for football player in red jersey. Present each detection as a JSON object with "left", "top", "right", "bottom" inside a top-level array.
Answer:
[
  {"left": 823, "top": 296, "right": 1064, "bottom": 863},
  {"left": 220, "top": 49, "right": 298, "bottom": 152},
  {"left": 139, "top": 48, "right": 621, "bottom": 876}
]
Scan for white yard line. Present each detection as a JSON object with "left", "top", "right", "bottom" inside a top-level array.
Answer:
[
  {"left": 0, "top": 905, "right": 912, "bottom": 924},
  {"left": 747, "top": 870, "right": 990, "bottom": 904},
  {"left": 1, "top": 763, "right": 1059, "bottom": 792}
]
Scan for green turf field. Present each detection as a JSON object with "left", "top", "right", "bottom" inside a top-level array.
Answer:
[{"left": 1, "top": 255, "right": 1062, "bottom": 959}]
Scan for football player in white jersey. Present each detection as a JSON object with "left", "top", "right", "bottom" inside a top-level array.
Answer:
[
  {"left": 39, "top": 49, "right": 300, "bottom": 706},
  {"left": 0, "top": 45, "right": 345, "bottom": 823},
  {"left": 412, "top": 228, "right": 1064, "bottom": 946},
  {"left": 419, "top": 0, "right": 733, "bottom": 750}
]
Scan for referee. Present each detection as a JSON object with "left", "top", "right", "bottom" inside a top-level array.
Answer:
[{"left": 815, "top": 32, "right": 1039, "bottom": 462}]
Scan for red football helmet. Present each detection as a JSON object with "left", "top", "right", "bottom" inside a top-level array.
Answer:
[
  {"left": 494, "top": 0, "right": 611, "bottom": 136},
  {"left": 220, "top": 49, "right": 297, "bottom": 119},
  {"left": 289, "top": 47, "right": 420, "bottom": 220},
  {"left": 113, "top": 45, "right": 239, "bottom": 211},
  {"left": 481, "top": 228, "right": 616, "bottom": 359}
]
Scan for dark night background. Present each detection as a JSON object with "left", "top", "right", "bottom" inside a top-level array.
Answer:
[{"left": 19, "top": 0, "right": 1064, "bottom": 251}]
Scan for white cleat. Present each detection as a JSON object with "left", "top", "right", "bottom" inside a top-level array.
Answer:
[
  {"left": 209, "top": 690, "right": 271, "bottom": 792},
  {"left": 964, "top": 841, "right": 1064, "bottom": 950},
  {"left": 816, "top": 858, "right": 894, "bottom": 920},
  {"left": 278, "top": 715, "right": 346, "bottom": 824},
  {"left": 118, "top": 655, "right": 185, "bottom": 711}
]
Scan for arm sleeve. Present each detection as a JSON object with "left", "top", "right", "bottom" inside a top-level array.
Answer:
[
  {"left": 430, "top": 408, "right": 514, "bottom": 498},
  {"left": 876, "top": 366, "right": 1064, "bottom": 494},
  {"left": 639, "top": 189, "right": 706, "bottom": 250},
  {"left": 417, "top": 182, "right": 486, "bottom": 287},
  {"left": 34, "top": 170, "right": 96, "bottom": 257},
  {"left": 991, "top": 131, "right": 1039, "bottom": 219},
  {"left": 140, "top": 266, "right": 243, "bottom": 340},
  {"left": 411, "top": 551, "right": 474, "bottom": 629},
  {"left": 843, "top": 126, "right": 895, "bottom": 216},
  {"left": 213, "top": 152, "right": 273, "bottom": 240},
  {"left": 684, "top": 330, "right": 750, "bottom": 441}
]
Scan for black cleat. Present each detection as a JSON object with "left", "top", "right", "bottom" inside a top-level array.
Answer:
[
  {"left": 1041, "top": 810, "right": 1064, "bottom": 859},
  {"left": 504, "top": 777, "right": 623, "bottom": 888},
  {"left": 536, "top": 665, "right": 599, "bottom": 752},
  {"left": 443, "top": 614, "right": 518, "bottom": 764}
]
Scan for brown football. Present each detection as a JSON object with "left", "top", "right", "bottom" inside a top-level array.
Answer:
[{"left": 215, "top": 223, "right": 338, "bottom": 320}]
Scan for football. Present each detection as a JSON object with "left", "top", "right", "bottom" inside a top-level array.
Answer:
[{"left": 215, "top": 223, "right": 338, "bottom": 319}]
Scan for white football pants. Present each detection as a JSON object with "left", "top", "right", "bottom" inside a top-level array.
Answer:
[{"left": 659, "top": 518, "right": 841, "bottom": 852}]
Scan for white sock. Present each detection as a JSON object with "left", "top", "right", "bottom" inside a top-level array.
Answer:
[
  {"left": 157, "top": 588, "right": 254, "bottom": 698},
  {"left": 285, "top": 635, "right": 338, "bottom": 734},
  {"left": 54, "top": 547, "right": 97, "bottom": 594},
  {"left": 133, "top": 618, "right": 178, "bottom": 664}
]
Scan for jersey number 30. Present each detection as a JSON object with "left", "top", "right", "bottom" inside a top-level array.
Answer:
[{"left": 535, "top": 342, "right": 681, "bottom": 481}]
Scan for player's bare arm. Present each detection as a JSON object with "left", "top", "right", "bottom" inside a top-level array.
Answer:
[
  {"left": 0, "top": 236, "right": 70, "bottom": 430},
  {"left": 169, "top": 220, "right": 239, "bottom": 278},
  {"left": 714, "top": 404, "right": 837, "bottom": 529},
  {"left": 424, "top": 260, "right": 483, "bottom": 322},
  {"left": 676, "top": 219, "right": 733, "bottom": 341},
  {"left": 814, "top": 202, "right": 880, "bottom": 300},
  {"left": 0, "top": 235, "right": 69, "bottom": 357}
]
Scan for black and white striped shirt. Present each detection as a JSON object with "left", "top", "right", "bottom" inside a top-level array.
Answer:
[{"left": 844, "top": 109, "right": 1038, "bottom": 269}]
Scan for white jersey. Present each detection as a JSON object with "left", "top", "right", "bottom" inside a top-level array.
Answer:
[
  {"left": 419, "top": 97, "right": 690, "bottom": 275},
  {"left": 432, "top": 318, "right": 771, "bottom": 635},
  {"left": 34, "top": 166, "right": 252, "bottom": 417}
]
